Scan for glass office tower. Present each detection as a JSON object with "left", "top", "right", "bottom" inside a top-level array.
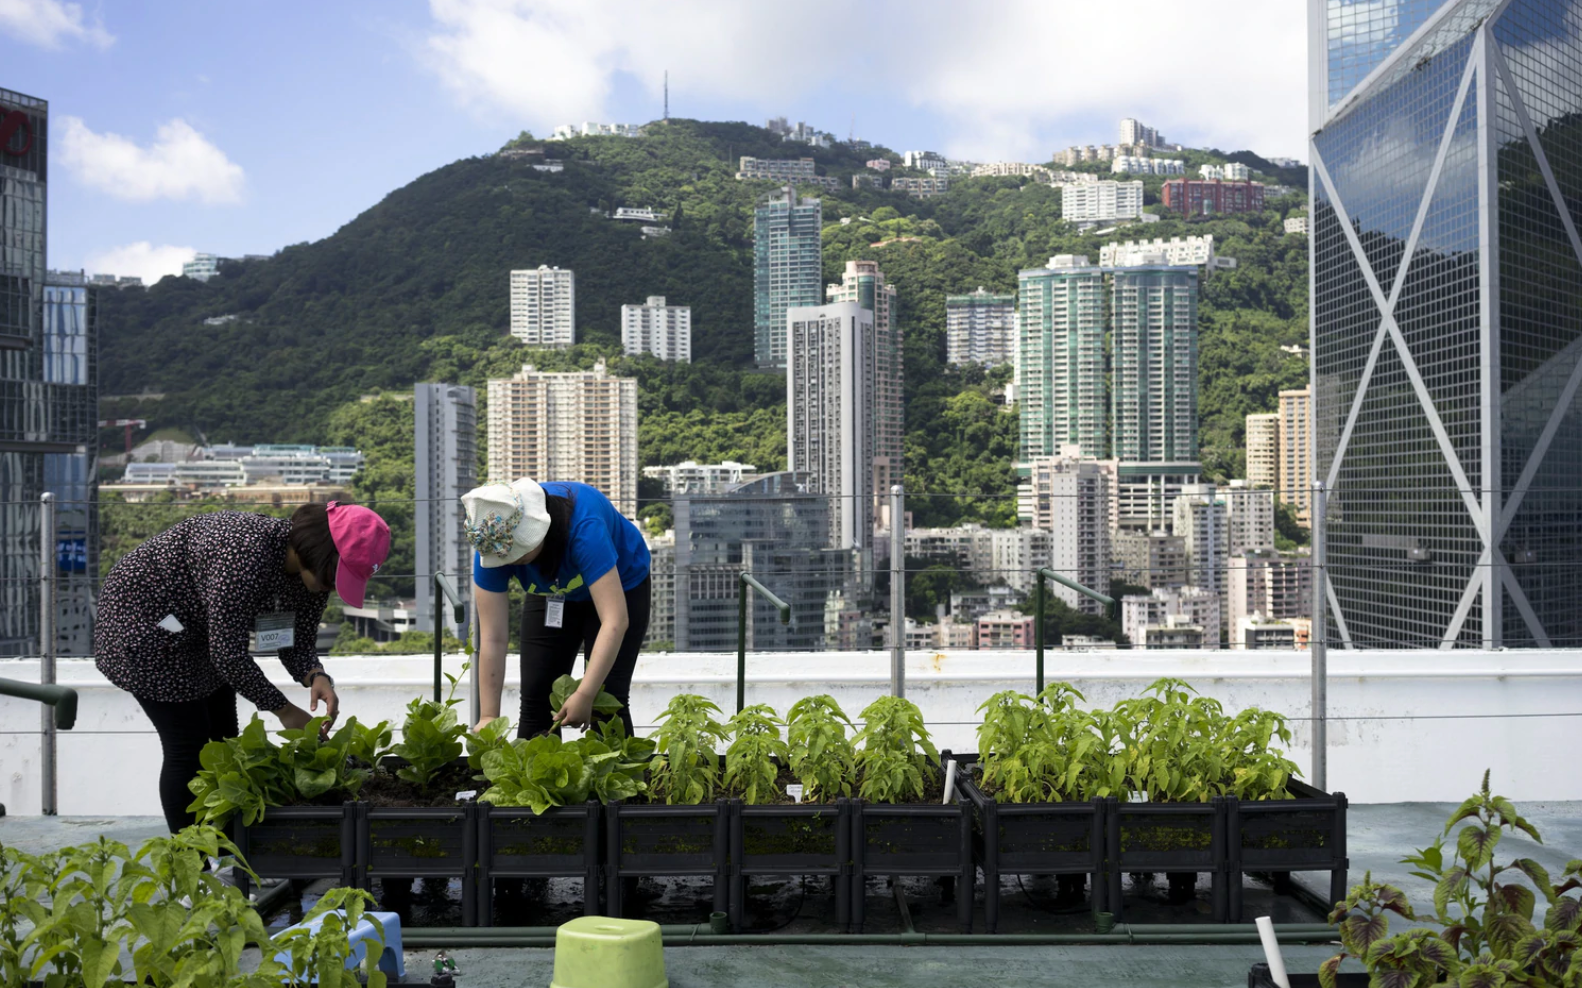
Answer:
[
  {"left": 753, "top": 188, "right": 822, "bottom": 370},
  {"left": 1310, "top": 0, "right": 1582, "bottom": 647}
]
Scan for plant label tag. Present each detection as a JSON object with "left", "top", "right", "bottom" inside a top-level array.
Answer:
[
  {"left": 157, "top": 614, "right": 184, "bottom": 634},
  {"left": 455, "top": 790, "right": 478, "bottom": 802},
  {"left": 1128, "top": 790, "right": 1147, "bottom": 803},
  {"left": 786, "top": 784, "right": 805, "bottom": 803},
  {"left": 255, "top": 612, "right": 295, "bottom": 651},
  {"left": 545, "top": 596, "right": 566, "bottom": 629}
]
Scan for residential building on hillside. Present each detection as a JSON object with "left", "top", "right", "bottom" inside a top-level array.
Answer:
[
  {"left": 946, "top": 287, "right": 1016, "bottom": 367},
  {"left": 1122, "top": 586, "right": 1221, "bottom": 650},
  {"left": 414, "top": 383, "right": 476, "bottom": 632},
  {"left": 550, "top": 122, "right": 642, "bottom": 139},
  {"left": 1099, "top": 236, "right": 1216, "bottom": 267},
  {"left": 1236, "top": 616, "right": 1301, "bottom": 649},
  {"left": 1228, "top": 548, "right": 1312, "bottom": 646},
  {"left": 1018, "top": 256, "right": 1107, "bottom": 461},
  {"left": 1017, "top": 451, "right": 1112, "bottom": 613},
  {"left": 890, "top": 176, "right": 949, "bottom": 197},
  {"left": 827, "top": 261, "right": 903, "bottom": 523},
  {"left": 737, "top": 157, "right": 817, "bottom": 182},
  {"left": 904, "top": 524, "right": 1052, "bottom": 595},
  {"left": 1119, "top": 117, "right": 1170, "bottom": 148},
  {"left": 1225, "top": 479, "right": 1277, "bottom": 557},
  {"left": 977, "top": 610, "right": 1034, "bottom": 649},
  {"left": 182, "top": 254, "right": 223, "bottom": 282},
  {"left": 621, "top": 296, "right": 691, "bottom": 362},
  {"left": 612, "top": 207, "right": 662, "bottom": 222},
  {"left": 1173, "top": 484, "right": 1229, "bottom": 615},
  {"left": 645, "top": 530, "right": 675, "bottom": 647},
  {"left": 486, "top": 359, "right": 638, "bottom": 516},
  {"left": 1061, "top": 180, "right": 1144, "bottom": 222},
  {"left": 1112, "top": 156, "right": 1184, "bottom": 175},
  {"left": 1246, "top": 412, "right": 1280, "bottom": 490},
  {"left": 1162, "top": 179, "right": 1266, "bottom": 216},
  {"left": 866, "top": 159, "right": 892, "bottom": 171},
  {"left": 950, "top": 586, "right": 1023, "bottom": 623},
  {"left": 972, "top": 162, "right": 1053, "bottom": 180},
  {"left": 902, "top": 150, "right": 947, "bottom": 172},
  {"left": 509, "top": 265, "right": 576, "bottom": 348},
  {"left": 1199, "top": 162, "right": 1252, "bottom": 181},
  {"left": 786, "top": 302, "right": 875, "bottom": 553},
  {"left": 672, "top": 471, "right": 855, "bottom": 652},
  {"left": 642, "top": 461, "right": 758, "bottom": 496},
  {"left": 1112, "top": 531, "right": 1188, "bottom": 590},
  {"left": 119, "top": 444, "right": 364, "bottom": 488},
  {"left": 753, "top": 187, "right": 823, "bottom": 369},
  {"left": 1278, "top": 387, "right": 1312, "bottom": 523},
  {"left": 1283, "top": 215, "right": 1309, "bottom": 235}
]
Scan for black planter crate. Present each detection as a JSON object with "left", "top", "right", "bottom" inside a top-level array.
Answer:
[
  {"left": 849, "top": 752, "right": 974, "bottom": 933},
  {"left": 233, "top": 803, "right": 358, "bottom": 899},
  {"left": 955, "top": 758, "right": 1106, "bottom": 934},
  {"left": 1228, "top": 781, "right": 1349, "bottom": 922},
  {"left": 477, "top": 800, "right": 602, "bottom": 925},
  {"left": 1249, "top": 961, "right": 1368, "bottom": 986},
  {"left": 1105, "top": 795, "right": 1228, "bottom": 922},
  {"left": 359, "top": 802, "right": 478, "bottom": 926},
  {"left": 605, "top": 799, "right": 729, "bottom": 919},
  {"left": 728, "top": 797, "right": 852, "bottom": 932}
]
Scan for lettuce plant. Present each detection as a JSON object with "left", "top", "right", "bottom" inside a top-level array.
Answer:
[
  {"left": 854, "top": 695, "right": 939, "bottom": 803},
  {"left": 186, "top": 714, "right": 388, "bottom": 827},
  {"left": 649, "top": 694, "right": 730, "bottom": 805},
  {"left": 550, "top": 673, "right": 625, "bottom": 719},
  {"left": 389, "top": 697, "right": 467, "bottom": 786},
  {"left": 724, "top": 704, "right": 788, "bottom": 804},
  {"left": 479, "top": 718, "right": 653, "bottom": 813},
  {"left": 786, "top": 694, "right": 857, "bottom": 802}
]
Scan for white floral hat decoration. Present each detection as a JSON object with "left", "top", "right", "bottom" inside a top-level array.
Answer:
[{"left": 461, "top": 479, "right": 551, "bottom": 568}]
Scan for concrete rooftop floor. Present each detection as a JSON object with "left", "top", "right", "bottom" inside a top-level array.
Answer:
[{"left": 4, "top": 800, "right": 1578, "bottom": 987}]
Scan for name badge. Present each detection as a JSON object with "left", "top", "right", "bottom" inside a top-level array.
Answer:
[
  {"left": 256, "top": 612, "right": 296, "bottom": 651},
  {"left": 545, "top": 596, "right": 566, "bottom": 629}
]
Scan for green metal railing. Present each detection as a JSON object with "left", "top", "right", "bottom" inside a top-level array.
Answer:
[
  {"left": 432, "top": 573, "right": 467, "bottom": 703},
  {"left": 736, "top": 573, "right": 790, "bottom": 712},
  {"left": 1032, "top": 567, "right": 1115, "bottom": 693},
  {"left": 0, "top": 678, "right": 78, "bottom": 730}
]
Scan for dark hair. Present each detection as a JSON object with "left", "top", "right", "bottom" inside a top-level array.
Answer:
[
  {"left": 288, "top": 495, "right": 349, "bottom": 591},
  {"left": 533, "top": 492, "right": 576, "bottom": 580}
]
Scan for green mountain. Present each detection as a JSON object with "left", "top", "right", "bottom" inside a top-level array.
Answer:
[{"left": 98, "top": 119, "right": 1310, "bottom": 569}]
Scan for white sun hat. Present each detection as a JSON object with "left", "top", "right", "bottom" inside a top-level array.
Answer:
[{"left": 461, "top": 478, "right": 550, "bottom": 568}]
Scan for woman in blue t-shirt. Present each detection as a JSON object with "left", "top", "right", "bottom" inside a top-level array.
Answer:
[{"left": 462, "top": 478, "right": 652, "bottom": 737}]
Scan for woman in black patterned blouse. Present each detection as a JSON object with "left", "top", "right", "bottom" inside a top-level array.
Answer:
[{"left": 94, "top": 500, "right": 390, "bottom": 832}]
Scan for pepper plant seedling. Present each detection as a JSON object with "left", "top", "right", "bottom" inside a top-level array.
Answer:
[
  {"left": 854, "top": 695, "right": 939, "bottom": 803},
  {"left": 787, "top": 694, "right": 857, "bottom": 802},
  {"left": 724, "top": 704, "right": 789, "bottom": 804},
  {"left": 649, "top": 693, "right": 730, "bottom": 805}
]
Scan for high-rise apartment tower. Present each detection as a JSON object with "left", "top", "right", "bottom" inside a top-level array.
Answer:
[
  {"left": 415, "top": 383, "right": 476, "bottom": 632},
  {"left": 753, "top": 187, "right": 823, "bottom": 369}
]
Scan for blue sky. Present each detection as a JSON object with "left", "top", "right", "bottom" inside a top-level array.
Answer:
[{"left": 2, "top": 0, "right": 1309, "bottom": 283}]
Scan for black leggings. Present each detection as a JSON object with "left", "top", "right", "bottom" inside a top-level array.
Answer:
[
  {"left": 517, "top": 577, "right": 650, "bottom": 739},
  {"left": 136, "top": 687, "right": 239, "bottom": 833}
]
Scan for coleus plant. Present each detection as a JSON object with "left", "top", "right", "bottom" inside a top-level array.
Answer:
[
  {"left": 786, "top": 694, "right": 858, "bottom": 802},
  {"left": 853, "top": 695, "right": 939, "bottom": 803},
  {"left": 724, "top": 704, "right": 789, "bottom": 804},
  {"left": 1322, "top": 772, "right": 1581, "bottom": 988},
  {"left": 649, "top": 693, "right": 731, "bottom": 805}
]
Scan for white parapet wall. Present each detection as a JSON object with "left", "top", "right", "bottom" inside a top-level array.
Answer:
[{"left": 2, "top": 649, "right": 1579, "bottom": 816}]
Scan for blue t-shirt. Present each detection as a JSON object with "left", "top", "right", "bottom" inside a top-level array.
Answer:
[{"left": 472, "top": 482, "right": 651, "bottom": 602}]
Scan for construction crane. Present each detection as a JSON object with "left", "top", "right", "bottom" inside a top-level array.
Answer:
[{"left": 98, "top": 419, "right": 148, "bottom": 455}]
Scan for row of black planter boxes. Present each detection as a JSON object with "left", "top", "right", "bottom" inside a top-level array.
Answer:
[{"left": 232, "top": 752, "right": 1347, "bottom": 932}]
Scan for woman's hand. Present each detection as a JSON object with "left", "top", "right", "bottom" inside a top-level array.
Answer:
[
  {"left": 473, "top": 714, "right": 500, "bottom": 733},
  {"left": 306, "top": 671, "right": 339, "bottom": 728},
  {"left": 552, "top": 689, "right": 596, "bottom": 730},
  {"left": 274, "top": 702, "right": 311, "bottom": 730}
]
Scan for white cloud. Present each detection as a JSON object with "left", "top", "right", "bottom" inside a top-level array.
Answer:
[
  {"left": 0, "top": 0, "right": 112, "bottom": 49},
  {"left": 421, "top": 0, "right": 1309, "bottom": 161},
  {"left": 57, "top": 117, "right": 246, "bottom": 204},
  {"left": 83, "top": 242, "right": 197, "bottom": 284}
]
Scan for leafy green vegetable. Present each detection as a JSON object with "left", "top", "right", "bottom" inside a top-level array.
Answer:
[
  {"left": 389, "top": 697, "right": 467, "bottom": 786},
  {"left": 649, "top": 694, "right": 730, "bottom": 805},
  {"left": 724, "top": 704, "right": 788, "bottom": 804},
  {"left": 786, "top": 695, "right": 857, "bottom": 802},
  {"left": 185, "top": 714, "right": 388, "bottom": 827},
  {"left": 479, "top": 717, "right": 652, "bottom": 813},
  {"left": 854, "top": 696, "right": 939, "bottom": 803},
  {"left": 467, "top": 715, "right": 515, "bottom": 779},
  {"left": 549, "top": 674, "right": 625, "bottom": 717}
]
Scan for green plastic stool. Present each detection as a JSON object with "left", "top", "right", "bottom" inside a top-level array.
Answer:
[{"left": 550, "top": 916, "right": 668, "bottom": 988}]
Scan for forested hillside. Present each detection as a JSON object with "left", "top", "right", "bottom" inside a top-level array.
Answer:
[{"left": 98, "top": 119, "right": 1311, "bottom": 558}]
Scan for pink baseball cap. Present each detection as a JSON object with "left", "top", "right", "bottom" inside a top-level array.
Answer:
[{"left": 326, "top": 501, "right": 390, "bottom": 608}]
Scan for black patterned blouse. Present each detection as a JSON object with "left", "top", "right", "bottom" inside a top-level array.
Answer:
[{"left": 94, "top": 512, "right": 328, "bottom": 711}]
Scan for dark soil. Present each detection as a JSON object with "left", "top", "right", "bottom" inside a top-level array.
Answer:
[
  {"left": 726, "top": 766, "right": 843, "bottom": 806},
  {"left": 359, "top": 762, "right": 481, "bottom": 807}
]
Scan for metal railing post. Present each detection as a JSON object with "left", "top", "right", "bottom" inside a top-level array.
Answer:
[
  {"left": 736, "top": 573, "right": 790, "bottom": 713},
  {"left": 890, "top": 485, "right": 905, "bottom": 698},
  {"left": 0, "top": 679, "right": 78, "bottom": 729},
  {"left": 40, "top": 493, "right": 57, "bottom": 816},
  {"left": 1310, "top": 481, "right": 1329, "bottom": 792},
  {"left": 432, "top": 573, "right": 466, "bottom": 703},
  {"left": 1033, "top": 567, "right": 1114, "bottom": 695}
]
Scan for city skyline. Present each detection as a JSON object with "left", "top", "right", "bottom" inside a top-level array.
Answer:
[{"left": 2, "top": 0, "right": 1309, "bottom": 281}]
